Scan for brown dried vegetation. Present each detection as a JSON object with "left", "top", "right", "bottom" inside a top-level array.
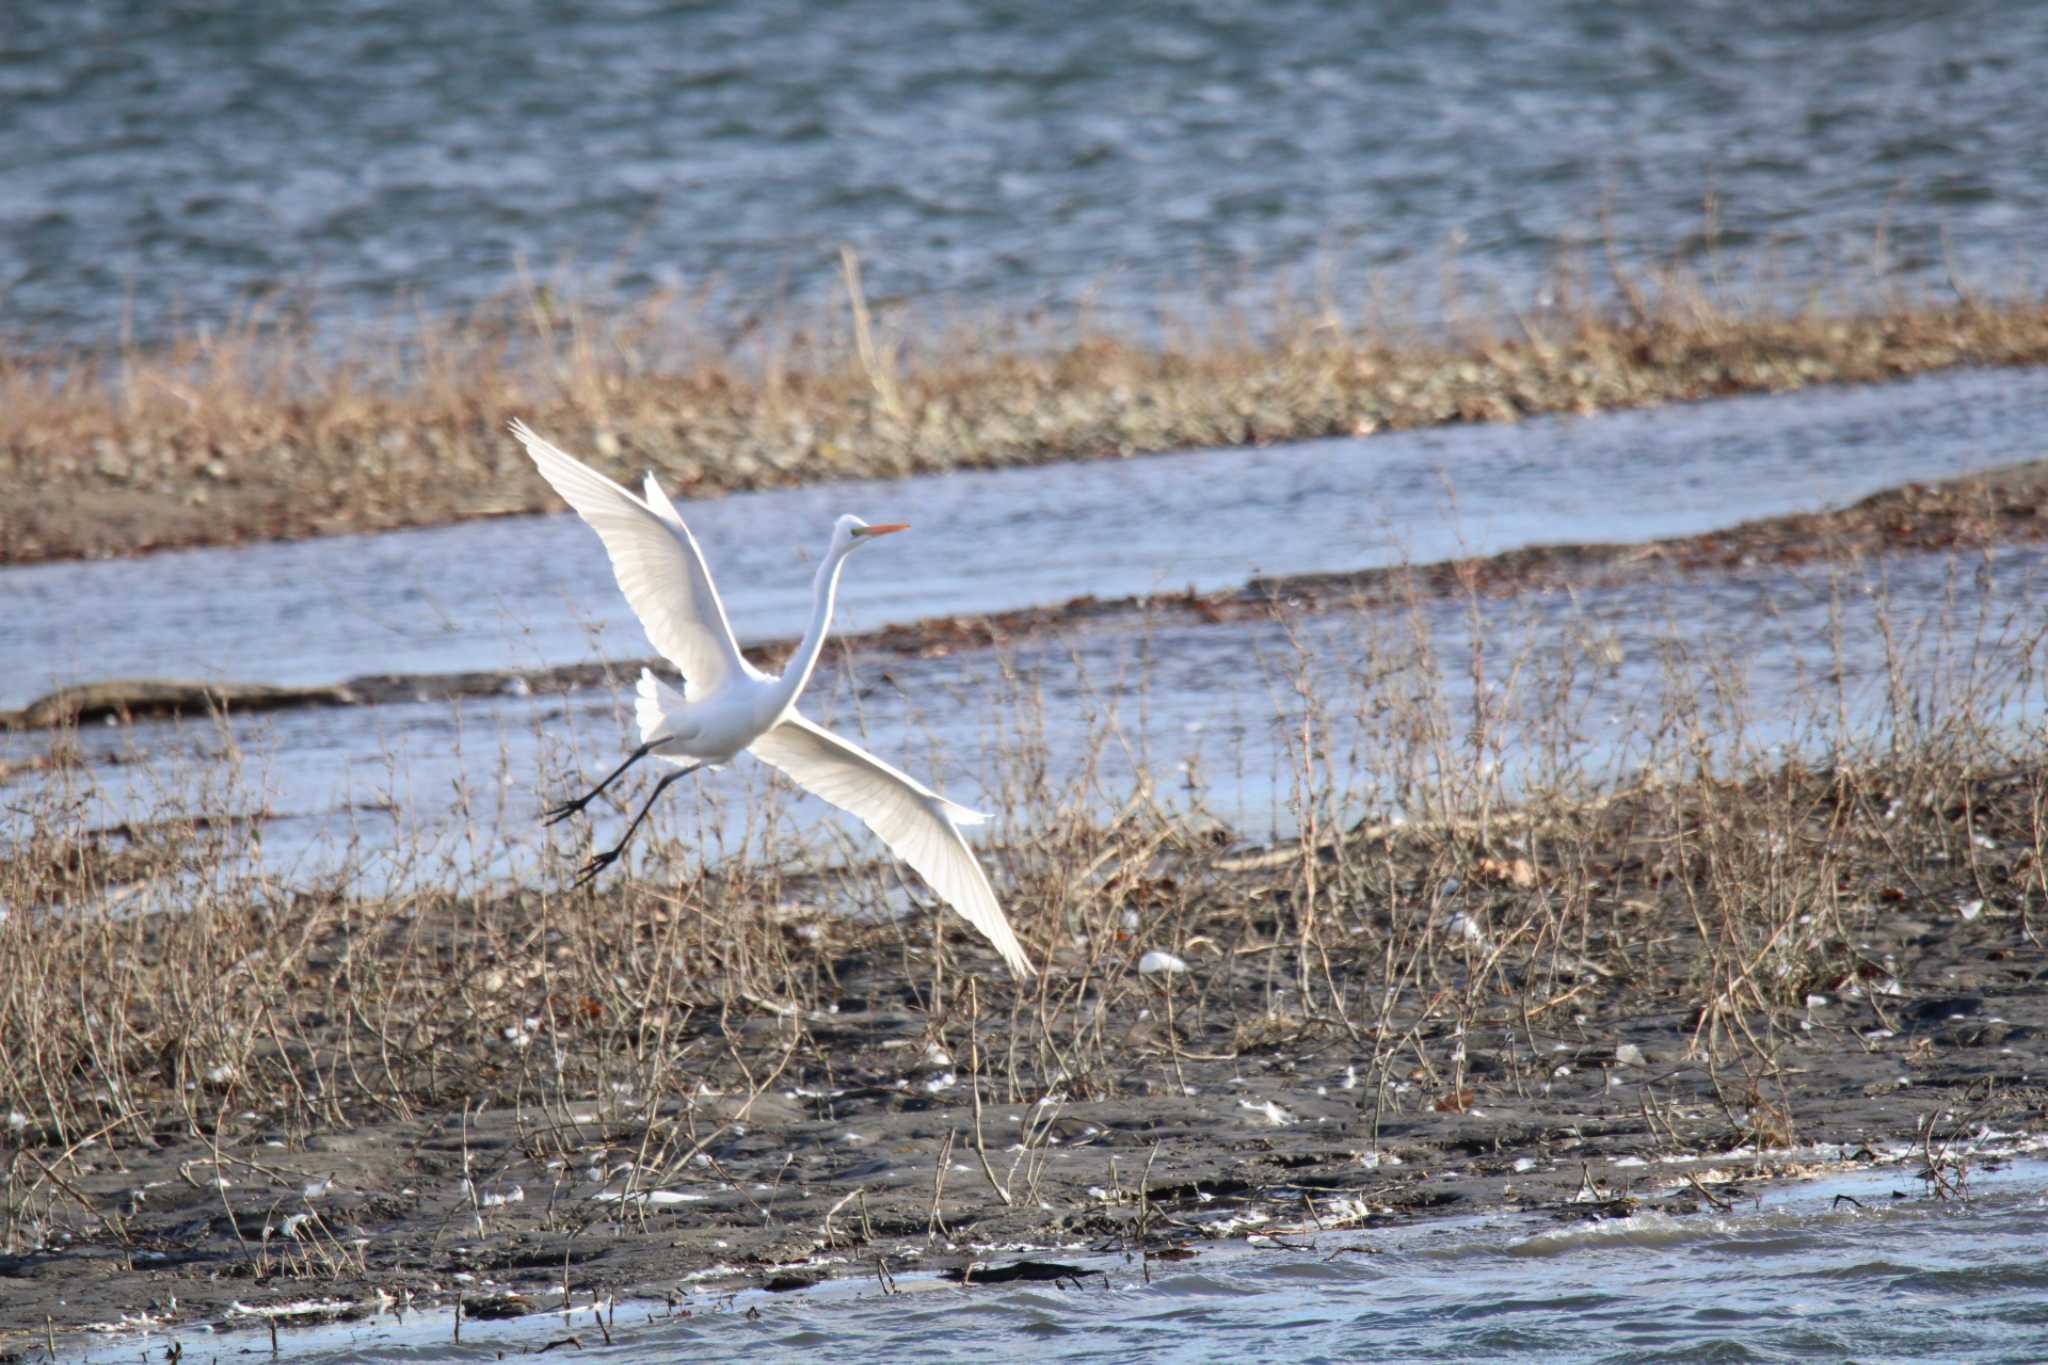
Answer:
[
  {"left": 6, "top": 256, "right": 2048, "bottom": 564},
  {"left": 3, "top": 575, "right": 2045, "bottom": 1337}
]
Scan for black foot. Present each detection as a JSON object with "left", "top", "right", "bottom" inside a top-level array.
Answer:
[
  {"left": 572, "top": 845, "right": 625, "bottom": 889},
  {"left": 543, "top": 793, "right": 595, "bottom": 826}
]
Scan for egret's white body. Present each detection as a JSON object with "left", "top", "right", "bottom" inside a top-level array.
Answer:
[{"left": 511, "top": 420, "right": 1034, "bottom": 978}]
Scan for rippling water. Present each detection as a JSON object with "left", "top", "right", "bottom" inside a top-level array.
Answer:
[
  {"left": 638, "top": 1162, "right": 2048, "bottom": 1363},
  {"left": 71, "top": 1161, "right": 2048, "bottom": 1363},
  {"left": 5, "top": 0, "right": 2045, "bottom": 345}
]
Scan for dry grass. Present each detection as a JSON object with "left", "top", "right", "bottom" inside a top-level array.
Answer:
[
  {"left": 3, "top": 562, "right": 2043, "bottom": 1197},
  {"left": 2, "top": 574, "right": 2045, "bottom": 1349},
  {"left": 5, "top": 252, "right": 2048, "bottom": 563}
]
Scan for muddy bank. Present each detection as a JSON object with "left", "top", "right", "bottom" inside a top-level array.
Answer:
[
  {"left": 0, "top": 680, "right": 356, "bottom": 731},
  {"left": 3, "top": 748, "right": 2045, "bottom": 1350},
  {"left": 8, "top": 292, "right": 2048, "bottom": 567},
  {"left": 11, "top": 456, "right": 2046, "bottom": 734}
]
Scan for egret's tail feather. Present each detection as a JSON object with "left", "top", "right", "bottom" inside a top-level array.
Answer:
[
  {"left": 634, "top": 669, "right": 687, "bottom": 745},
  {"left": 940, "top": 799, "right": 991, "bottom": 827}
]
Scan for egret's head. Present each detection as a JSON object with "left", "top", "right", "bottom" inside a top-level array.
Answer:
[{"left": 835, "top": 513, "right": 909, "bottom": 552}]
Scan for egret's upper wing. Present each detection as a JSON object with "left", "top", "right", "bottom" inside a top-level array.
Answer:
[
  {"left": 748, "top": 712, "right": 1035, "bottom": 978},
  {"left": 512, "top": 420, "right": 759, "bottom": 698}
]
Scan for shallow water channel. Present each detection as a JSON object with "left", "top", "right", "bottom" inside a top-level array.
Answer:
[
  {"left": 5, "top": 365, "right": 2048, "bottom": 895},
  {"left": 64, "top": 1159, "right": 2048, "bottom": 1364}
]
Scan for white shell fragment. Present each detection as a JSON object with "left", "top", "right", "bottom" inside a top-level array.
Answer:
[
  {"left": 1238, "top": 1098, "right": 1295, "bottom": 1127},
  {"left": 1138, "top": 950, "right": 1189, "bottom": 976}
]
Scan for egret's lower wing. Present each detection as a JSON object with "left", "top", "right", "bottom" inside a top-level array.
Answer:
[{"left": 747, "top": 713, "right": 1034, "bottom": 978}]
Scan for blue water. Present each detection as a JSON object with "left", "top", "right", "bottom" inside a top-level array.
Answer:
[
  {"left": 63, "top": 1160, "right": 2048, "bottom": 1363},
  {"left": 6, "top": 0, "right": 2046, "bottom": 346}
]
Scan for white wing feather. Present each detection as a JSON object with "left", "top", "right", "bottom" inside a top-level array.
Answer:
[
  {"left": 511, "top": 421, "right": 762, "bottom": 699},
  {"left": 748, "top": 712, "right": 1034, "bottom": 978}
]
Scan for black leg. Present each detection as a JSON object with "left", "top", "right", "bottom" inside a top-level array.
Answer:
[
  {"left": 572, "top": 762, "right": 701, "bottom": 888},
  {"left": 545, "top": 741, "right": 656, "bottom": 826}
]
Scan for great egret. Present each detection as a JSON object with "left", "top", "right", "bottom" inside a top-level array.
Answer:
[{"left": 511, "top": 421, "right": 1035, "bottom": 979}]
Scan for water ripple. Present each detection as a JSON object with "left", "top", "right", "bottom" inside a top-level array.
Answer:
[{"left": 7, "top": 0, "right": 2047, "bottom": 344}]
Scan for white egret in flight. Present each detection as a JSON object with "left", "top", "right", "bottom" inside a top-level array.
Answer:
[{"left": 511, "top": 421, "right": 1035, "bottom": 978}]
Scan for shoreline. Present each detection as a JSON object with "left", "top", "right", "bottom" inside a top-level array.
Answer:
[
  {"left": 6, "top": 287, "right": 2048, "bottom": 567},
  {"left": 21, "top": 1141, "right": 2048, "bottom": 1355},
  {"left": 9, "top": 454, "right": 2046, "bottom": 733},
  {"left": 4, "top": 740, "right": 2046, "bottom": 1345},
  {"left": 8, "top": 346, "right": 2048, "bottom": 1349}
]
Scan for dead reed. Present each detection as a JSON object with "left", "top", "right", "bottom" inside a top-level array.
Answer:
[
  {"left": 6, "top": 252, "right": 2048, "bottom": 564},
  {"left": 2, "top": 538, "right": 2046, "bottom": 1350},
  {"left": 3, "top": 558, "right": 2041, "bottom": 1181}
]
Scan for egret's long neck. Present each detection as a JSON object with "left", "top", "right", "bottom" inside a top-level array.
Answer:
[{"left": 773, "top": 540, "right": 853, "bottom": 712}]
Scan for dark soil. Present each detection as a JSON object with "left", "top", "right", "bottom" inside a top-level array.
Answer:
[{"left": 3, "top": 757, "right": 2044, "bottom": 1352}]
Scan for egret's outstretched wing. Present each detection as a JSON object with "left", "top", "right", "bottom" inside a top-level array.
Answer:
[
  {"left": 748, "top": 712, "right": 1035, "bottom": 978},
  {"left": 512, "top": 421, "right": 760, "bottom": 698}
]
